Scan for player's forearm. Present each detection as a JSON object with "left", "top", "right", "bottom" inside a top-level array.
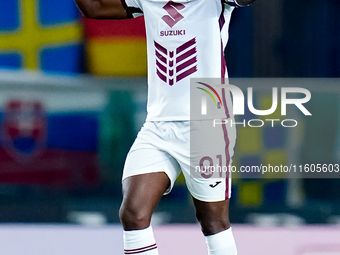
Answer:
[{"left": 74, "top": 0, "right": 128, "bottom": 19}]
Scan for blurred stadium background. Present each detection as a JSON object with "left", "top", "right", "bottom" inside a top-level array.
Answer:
[{"left": 0, "top": 0, "right": 340, "bottom": 254}]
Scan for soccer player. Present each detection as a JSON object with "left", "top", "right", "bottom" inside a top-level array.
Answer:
[{"left": 74, "top": 0, "right": 256, "bottom": 254}]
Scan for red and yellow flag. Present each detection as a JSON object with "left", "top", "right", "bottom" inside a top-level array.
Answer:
[{"left": 84, "top": 17, "right": 147, "bottom": 76}]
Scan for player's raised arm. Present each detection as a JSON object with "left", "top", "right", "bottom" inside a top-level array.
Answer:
[{"left": 74, "top": 0, "right": 128, "bottom": 20}]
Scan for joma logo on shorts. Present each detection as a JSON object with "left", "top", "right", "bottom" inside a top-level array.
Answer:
[{"left": 209, "top": 181, "right": 222, "bottom": 188}]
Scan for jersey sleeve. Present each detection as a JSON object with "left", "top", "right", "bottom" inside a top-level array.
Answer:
[{"left": 121, "top": 0, "right": 143, "bottom": 18}]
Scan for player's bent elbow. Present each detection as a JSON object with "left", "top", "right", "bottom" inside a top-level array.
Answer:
[
  {"left": 79, "top": 9, "right": 95, "bottom": 19},
  {"left": 75, "top": 0, "right": 129, "bottom": 20},
  {"left": 81, "top": 9, "right": 128, "bottom": 20},
  {"left": 78, "top": 7, "right": 105, "bottom": 19}
]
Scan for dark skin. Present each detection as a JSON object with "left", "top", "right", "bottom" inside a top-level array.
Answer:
[
  {"left": 74, "top": 0, "right": 256, "bottom": 236},
  {"left": 119, "top": 172, "right": 230, "bottom": 236},
  {"left": 74, "top": 0, "right": 257, "bottom": 20},
  {"left": 74, "top": 0, "right": 128, "bottom": 19}
]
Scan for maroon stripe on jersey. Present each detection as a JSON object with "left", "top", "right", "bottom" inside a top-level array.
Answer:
[
  {"left": 155, "top": 50, "right": 167, "bottom": 64},
  {"left": 221, "top": 122, "right": 231, "bottom": 199},
  {"left": 222, "top": 88, "right": 230, "bottom": 122},
  {"left": 124, "top": 244, "right": 157, "bottom": 254},
  {"left": 176, "top": 47, "right": 196, "bottom": 63},
  {"left": 176, "top": 38, "right": 196, "bottom": 54},
  {"left": 221, "top": 84, "right": 231, "bottom": 199},
  {"left": 176, "top": 66, "right": 197, "bottom": 82},
  {"left": 219, "top": 10, "right": 226, "bottom": 30},
  {"left": 156, "top": 59, "right": 167, "bottom": 73},
  {"left": 176, "top": 56, "right": 197, "bottom": 72},
  {"left": 221, "top": 41, "right": 227, "bottom": 79},
  {"left": 219, "top": 10, "right": 227, "bottom": 79},
  {"left": 220, "top": 10, "right": 229, "bottom": 117},
  {"left": 220, "top": 9, "right": 231, "bottom": 199},
  {"left": 154, "top": 41, "right": 167, "bottom": 55},
  {"left": 157, "top": 69, "right": 167, "bottom": 83}
]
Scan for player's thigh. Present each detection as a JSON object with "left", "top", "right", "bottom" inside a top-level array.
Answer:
[
  {"left": 121, "top": 172, "right": 170, "bottom": 212},
  {"left": 121, "top": 148, "right": 175, "bottom": 211},
  {"left": 182, "top": 120, "right": 236, "bottom": 202},
  {"left": 123, "top": 147, "right": 181, "bottom": 195},
  {"left": 123, "top": 121, "right": 182, "bottom": 194},
  {"left": 120, "top": 172, "right": 170, "bottom": 230}
]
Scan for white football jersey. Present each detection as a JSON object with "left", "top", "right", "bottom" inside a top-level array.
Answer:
[{"left": 123, "top": 0, "right": 234, "bottom": 121}]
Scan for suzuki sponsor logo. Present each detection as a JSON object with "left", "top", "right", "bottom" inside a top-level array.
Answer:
[
  {"left": 160, "top": 1, "right": 186, "bottom": 36},
  {"left": 162, "top": 1, "right": 185, "bottom": 28}
]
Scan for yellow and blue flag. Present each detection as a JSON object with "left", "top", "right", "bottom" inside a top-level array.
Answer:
[{"left": 0, "top": 0, "right": 83, "bottom": 73}]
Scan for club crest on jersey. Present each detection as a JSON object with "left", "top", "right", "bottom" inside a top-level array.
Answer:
[
  {"left": 155, "top": 37, "right": 197, "bottom": 86},
  {"left": 1, "top": 99, "right": 47, "bottom": 162},
  {"left": 162, "top": 1, "right": 185, "bottom": 28}
]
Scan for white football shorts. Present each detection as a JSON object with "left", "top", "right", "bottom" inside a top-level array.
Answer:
[{"left": 122, "top": 120, "right": 236, "bottom": 202}]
